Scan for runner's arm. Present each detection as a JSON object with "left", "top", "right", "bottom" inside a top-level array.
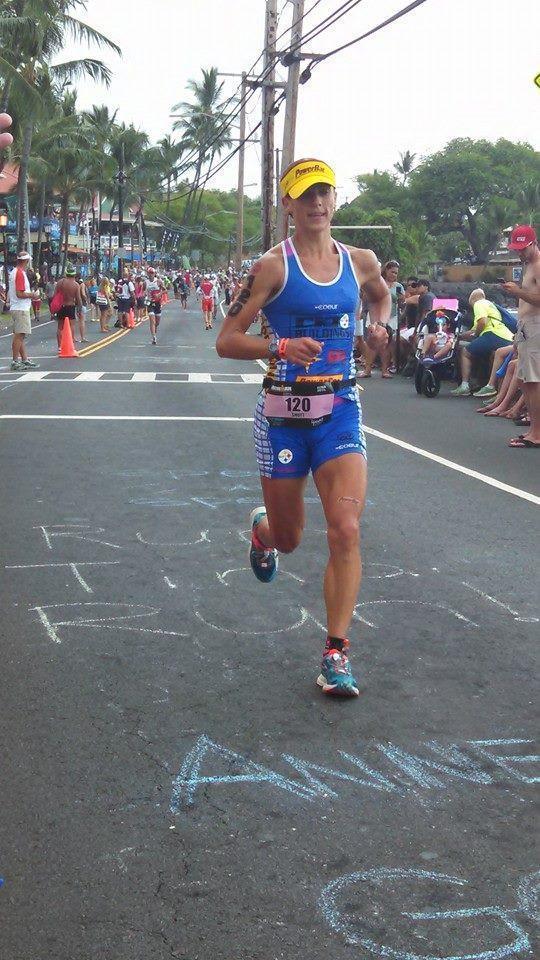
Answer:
[
  {"left": 216, "top": 258, "right": 283, "bottom": 360},
  {"left": 216, "top": 256, "right": 323, "bottom": 365},
  {"left": 351, "top": 249, "right": 391, "bottom": 326}
]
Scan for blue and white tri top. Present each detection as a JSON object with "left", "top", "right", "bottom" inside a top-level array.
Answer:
[{"left": 262, "top": 236, "right": 360, "bottom": 397}]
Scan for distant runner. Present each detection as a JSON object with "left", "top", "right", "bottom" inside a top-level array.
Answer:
[
  {"left": 200, "top": 274, "right": 215, "bottom": 330},
  {"left": 146, "top": 267, "right": 163, "bottom": 345},
  {"left": 217, "top": 157, "right": 390, "bottom": 697}
]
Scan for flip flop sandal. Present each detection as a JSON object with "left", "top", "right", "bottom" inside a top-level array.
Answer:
[
  {"left": 508, "top": 436, "right": 540, "bottom": 448},
  {"left": 513, "top": 416, "right": 531, "bottom": 427}
]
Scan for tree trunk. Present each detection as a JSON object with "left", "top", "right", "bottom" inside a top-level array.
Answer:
[
  {"left": 166, "top": 176, "right": 171, "bottom": 215},
  {"left": 140, "top": 204, "right": 147, "bottom": 259},
  {"left": 17, "top": 119, "right": 34, "bottom": 253},
  {"left": 108, "top": 201, "right": 116, "bottom": 271},
  {"left": 0, "top": 79, "right": 12, "bottom": 114},
  {"left": 35, "top": 180, "right": 46, "bottom": 271},
  {"left": 182, "top": 153, "right": 203, "bottom": 225},
  {"left": 59, "top": 195, "right": 70, "bottom": 276}
]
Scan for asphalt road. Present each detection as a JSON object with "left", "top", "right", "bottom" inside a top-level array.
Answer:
[{"left": 0, "top": 296, "right": 538, "bottom": 960}]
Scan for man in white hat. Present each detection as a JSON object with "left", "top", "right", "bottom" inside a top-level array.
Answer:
[{"left": 9, "top": 251, "right": 41, "bottom": 370}]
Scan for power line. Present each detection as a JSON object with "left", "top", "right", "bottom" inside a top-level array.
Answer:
[
  {"left": 150, "top": 1, "right": 327, "bottom": 193},
  {"left": 283, "top": 0, "right": 365, "bottom": 57},
  {"left": 302, "top": 0, "right": 431, "bottom": 75}
]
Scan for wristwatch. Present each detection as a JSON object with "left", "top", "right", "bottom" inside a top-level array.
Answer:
[{"left": 268, "top": 335, "right": 280, "bottom": 361}]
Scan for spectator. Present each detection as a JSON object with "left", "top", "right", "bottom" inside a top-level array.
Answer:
[
  {"left": 115, "top": 269, "right": 134, "bottom": 328},
  {"left": 95, "top": 277, "right": 111, "bottom": 332},
  {"left": 45, "top": 276, "right": 56, "bottom": 319},
  {"left": 9, "top": 251, "right": 41, "bottom": 370},
  {"left": 415, "top": 279, "right": 435, "bottom": 334},
  {"left": 86, "top": 275, "right": 99, "bottom": 321},
  {"left": 54, "top": 262, "right": 82, "bottom": 350},
  {"left": 503, "top": 224, "right": 540, "bottom": 448},
  {"left": 451, "top": 288, "right": 514, "bottom": 397},
  {"left": 380, "top": 260, "right": 404, "bottom": 372},
  {"left": 473, "top": 342, "right": 514, "bottom": 398},
  {"left": 76, "top": 273, "right": 88, "bottom": 342},
  {"left": 421, "top": 313, "right": 456, "bottom": 361}
]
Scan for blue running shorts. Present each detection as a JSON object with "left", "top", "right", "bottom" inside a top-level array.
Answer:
[{"left": 253, "top": 393, "right": 366, "bottom": 479}]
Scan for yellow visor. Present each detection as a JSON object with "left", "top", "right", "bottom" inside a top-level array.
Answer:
[{"left": 280, "top": 159, "right": 336, "bottom": 199}]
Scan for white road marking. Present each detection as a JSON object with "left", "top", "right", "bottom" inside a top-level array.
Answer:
[
  {"left": 363, "top": 426, "right": 540, "bottom": 507},
  {"left": 1, "top": 412, "right": 538, "bottom": 506},
  {"left": 0, "top": 372, "right": 262, "bottom": 384},
  {"left": 1, "top": 415, "right": 253, "bottom": 421},
  {"left": 0, "top": 317, "right": 56, "bottom": 338},
  {"left": 16, "top": 371, "right": 49, "bottom": 381}
]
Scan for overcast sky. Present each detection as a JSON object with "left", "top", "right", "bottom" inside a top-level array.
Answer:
[{"left": 66, "top": 0, "right": 539, "bottom": 203}]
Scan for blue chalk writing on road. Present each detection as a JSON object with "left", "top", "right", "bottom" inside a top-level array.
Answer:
[
  {"left": 515, "top": 870, "right": 540, "bottom": 923},
  {"left": 169, "top": 735, "right": 318, "bottom": 812},
  {"left": 170, "top": 735, "right": 537, "bottom": 812},
  {"left": 376, "top": 743, "right": 493, "bottom": 789},
  {"left": 319, "top": 868, "right": 532, "bottom": 960},
  {"left": 467, "top": 740, "right": 540, "bottom": 785}
]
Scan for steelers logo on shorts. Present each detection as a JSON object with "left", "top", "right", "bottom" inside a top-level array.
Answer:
[{"left": 278, "top": 448, "right": 293, "bottom": 465}]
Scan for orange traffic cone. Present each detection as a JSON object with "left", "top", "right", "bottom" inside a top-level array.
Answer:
[
  {"left": 58, "top": 316, "right": 79, "bottom": 358},
  {"left": 128, "top": 308, "right": 135, "bottom": 328}
]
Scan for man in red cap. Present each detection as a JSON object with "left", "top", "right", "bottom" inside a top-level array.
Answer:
[{"left": 502, "top": 225, "right": 540, "bottom": 448}]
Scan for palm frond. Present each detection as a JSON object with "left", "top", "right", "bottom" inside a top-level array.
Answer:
[
  {"left": 51, "top": 58, "right": 113, "bottom": 87},
  {"left": 57, "top": 15, "right": 122, "bottom": 57}
]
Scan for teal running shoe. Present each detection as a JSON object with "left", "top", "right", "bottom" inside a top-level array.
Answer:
[
  {"left": 317, "top": 641, "right": 359, "bottom": 697},
  {"left": 249, "top": 506, "right": 278, "bottom": 583}
]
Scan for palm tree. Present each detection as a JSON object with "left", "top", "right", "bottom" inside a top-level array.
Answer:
[
  {"left": 172, "top": 67, "right": 232, "bottom": 225},
  {"left": 0, "top": 0, "right": 121, "bottom": 251},
  {"left": 157, "top": 135, "right": 184, "bottom": 214},
  {"left": 394, "top": 149, "right": 417, "bottom": 185},
  {"left": 518, "top": 180, "right": 540, "bottom": 225},
  {"left": 403, "top": 223, "right": 435, "bottom": 274}
]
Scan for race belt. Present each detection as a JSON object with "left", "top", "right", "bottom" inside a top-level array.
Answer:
[{"left": 262, "top": 377, "right": 356, "bottom": 428}]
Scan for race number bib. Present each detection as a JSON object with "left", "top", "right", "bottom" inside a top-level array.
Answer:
[{"left": 263, "top": 391, "right": 334, "bottom": 422}]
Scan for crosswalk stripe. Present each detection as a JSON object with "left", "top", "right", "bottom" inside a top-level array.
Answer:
[
  {"left": 16, "top": 371, "right": 49, "bottom": 381},
  {"left": 0, "top": 371, "right": 263, "bottom": 384}
]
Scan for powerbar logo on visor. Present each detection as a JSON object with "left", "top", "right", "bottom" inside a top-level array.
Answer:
[{"left": 295, "top": 163, "right": 326, "bottom": 178}]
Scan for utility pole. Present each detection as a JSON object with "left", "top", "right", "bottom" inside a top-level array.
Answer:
[
  {"left": 275, "top": 146, "right": 281, "bottom": 213},
  {"left": 261, "top": 0, "right": 278, "bottom": 251},
  {"left": 116, "top": 142, "right": 126, "bottom": 279},
  {"left": 278, "top": 0, "right": 305, "bottom": 241},
  {"left": 235, "top": 72, "right": 246, "bottom": 272}
]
